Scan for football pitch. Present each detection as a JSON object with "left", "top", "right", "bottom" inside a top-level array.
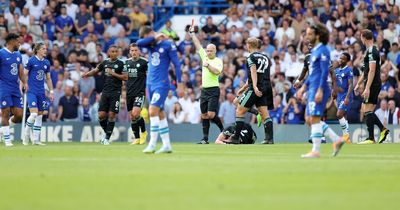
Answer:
[{"left": 1, "top": 143, "right": 399, "bottom": 210}]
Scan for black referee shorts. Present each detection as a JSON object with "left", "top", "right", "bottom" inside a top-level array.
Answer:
[{"left": 200, "top": 87, "right": 220, "bottom": 114}]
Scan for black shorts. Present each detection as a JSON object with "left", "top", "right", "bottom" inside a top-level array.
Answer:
[
  {"left": 239, "top": 87, "right": 273, "bottom": 109},
  {"left": 363, "top": 84, "right": 380, "bottom": 105},
  {"left": 99, "top": 93, "right": 121, "bottom": 113},
  {"left": 200, "top": 87, "right": 220, "bottom": 113},
  {"left": 127, "top": 94, "right": 145, "bottom": 111}
]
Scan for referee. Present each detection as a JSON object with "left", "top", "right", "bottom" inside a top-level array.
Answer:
[
  {"left": 355, "top": 29, "right": 390, "bottom": 144},
  {"left": 189, "top": 26, "right": 224, "bottom": 144}
]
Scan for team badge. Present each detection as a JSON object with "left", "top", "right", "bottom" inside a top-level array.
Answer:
[
  {"left": 44, "top": 65, "right": 47, "bottom": 69},
  {"left": 2, "top": 101, "right": 6, "bottom": 106},
  {"left": 114, "top": 65, "right": 118, "bottom": 68},
  {"left": 159, "top": 48, "right": 164, "bottom": 53},
  {"left": 341, "top": 73, "right": 345, "bottom": 77},
  {"left": 17, "top": 57, "right": 20, "bottom": 62},
  {"left": 311, "top": 56, "right": 316, "bottom": 62},
  {"left": 136, "top": 64, "right": 140, "bottom": 67},
  {"left": 32, "top": 102, "right": 36, "bottom": 106}
]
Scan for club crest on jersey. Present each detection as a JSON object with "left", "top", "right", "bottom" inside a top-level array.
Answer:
[
  {"left": 321, "top": 54, "right": 328, "bottom": 61},
  {"left": 17, "top": 57, "right": 20, "bottom": 62},
  {"left": 2, "top": 101, "right": 6, "bottom": 106},
  {"left": 159, "top": 48, "right": 164, "bottom": 53},
  {"left": 136, "top": 63, "right": 140, "bottom": 67},
  {"left": 44, "top": 65, "right": 47, "bottom": 69},
  {"left": 114, "top": 64, "right": 118, "bottom": 68},
  {"left": 311, "top": 56, "right": 317, "bottom": 62},
  {"left": 32, "top": 102, "right": 36, "bottom": 106}
]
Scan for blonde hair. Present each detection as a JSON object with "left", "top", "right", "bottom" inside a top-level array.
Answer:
[{"left": 246, "top": 37, "right": 262, "bottom": 49}]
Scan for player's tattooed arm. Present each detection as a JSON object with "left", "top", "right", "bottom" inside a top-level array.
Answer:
[
  {"left": 18, "top": 63, "right": 28, "bottom": 92},
  {"left": 344, "top": 77, "right": 353, "bottom": 105},
  {"left": 330, "top": 61, "right": 338, "bottom": 99}
]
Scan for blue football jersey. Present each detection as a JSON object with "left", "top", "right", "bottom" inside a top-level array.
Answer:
[
  {"left": 26, "top": 56, "right": 51, "bottom": 94},
  {"left": 137, "top": 37, "right": 182, "bottom": 87},
  {"left": 0, "top": 48, "right": 22, "bottom": 94},
  {"left": 335, "top": 66, "right": 353, "bottom": 97},
  {"left": 305, "top": 43, "right": 331, "bottom": 91}
]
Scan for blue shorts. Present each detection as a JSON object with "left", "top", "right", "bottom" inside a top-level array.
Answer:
[
  {"left": 27, "top": 92, "right": 47, "bottom": 111},
  {"left": 0, "top": 91, "right": 22, "bottom": 109},
  {"left": 306, "top": 88, "right": 330, "bottom": 117},
  {"left": 337, "top": 94, "right": 353, "bottom": 112},
  {"left": 147, "top": 85, "right": 169, "bottom": 109}
]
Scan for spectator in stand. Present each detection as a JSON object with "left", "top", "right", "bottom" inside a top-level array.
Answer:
[
  {"left": 104, "top": 17, "right": 123, "bottom": 38},
  {"left": 79, "top": 67, "right": 96, "bottom": 102},
  {"left": 168, "top": 102, "right": 186, "bottom": 124},
  {"left": 164, "top": 90, "right": 178, "bottom": 118},
  {"left": 218, "top": 92, "right": 235, "bottom": 125},
  {"left": 387, "top": 100, "right": 399, "bottom": 125},
  {"left": 96, "top": 0, "right": 114, "bottom": 20},
  {"left": 269, "top": 95, "right": 283, "bottom": 124},
  {"left": 115, "top": 7, "right": 132, "bottom": 34},
  {"left": 57, "top": 86, "right": 79, "bottom": 121},
  {"left": 75, "top": 3, "right": 92, "bottom": 35},
  {"left": 202, "top": 16, "right": 219, "bottom": 42},
  {"left": 387, "top": 43, "right": 400, "bottom": 65},
  {"left": 129, "top": 5, "right": 148, "bottom": 31},
  {"left": 65, "top": 0, "right": 78, "bottom": 21},
  {"left": 282, "top": 97, "right": 303, "bottom": 124},
  {"left": 24, "top": 0, "right": 45, "bottom": 21},
  {"left": 78, "top": 97, "right": 94, "bottom": 122},
  {"left": 186, "top": 93, "right": 201, "bottom": 124},
  {"left": 375, "top": 99, "right": 389, "bottom": 126},
  {"left": 161, "top": 20, "right": 178, "bottom": 41},
  {"left": 93, "top": 11, "right": 106, "bottom": 35},
  {"left": 55, "top": 5, "right": 74, "bottom": 35},
  {"left": 226, "top": 12, "right": 244, "bottom": 31}
]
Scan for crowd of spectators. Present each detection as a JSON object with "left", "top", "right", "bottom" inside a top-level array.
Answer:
[{"left": 0, "top": 0, "right": 400, "bottom": 126}]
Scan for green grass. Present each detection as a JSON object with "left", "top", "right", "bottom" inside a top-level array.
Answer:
[{"left": 1, "top": 143, "right": 400, "bottom": 210}]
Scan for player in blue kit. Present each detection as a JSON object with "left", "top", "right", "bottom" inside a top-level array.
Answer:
[
  {"left": 0, "top": 33, "right": 28, "bottom": 147},
  {"left": 297, "top": 24, "right": 345, "bottom": 158},
  {"left": 333, "top": 52, "right": 353, "bottom": 144},
  {"left": 137, "top": 26, "right": 183, "bottom": 154},
  {"left": 23, "top": 43, "right": 54, "bottom": 146}
]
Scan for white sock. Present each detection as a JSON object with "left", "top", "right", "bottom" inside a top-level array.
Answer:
[
  {"left": 159, "top": 117, "right": 171, "bottom": 149},
  {"left": 33, "top": 115, "right": 43, "bottom": 143},
  {"left": 311, "top": 123, "right": 323, "bottom": 153},
  {"left": 148, "top": 116, "right": 160, "bottom": 148},
  {"left": 2, "top": 126, "right": 11, "bottom": 143},
  {"left": 321, "top": 121, "right": 341, "bottom": 142},
  {"left": 338, "top": 117, "right": 349, "bottom": 135},
  {"left": 25, "top": 113, "right": 37, "bottom": 138}
]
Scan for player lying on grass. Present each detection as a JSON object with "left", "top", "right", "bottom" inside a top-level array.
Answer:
[{"left": 215, "top": 122, "right": 257, "bottom": 144}]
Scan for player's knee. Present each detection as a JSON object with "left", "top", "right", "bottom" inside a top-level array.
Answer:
[
  {"left": 98, "top": 112, "right": 107, "bottom": 120},
  {"left": 207, "top": 112, "right": 215, "bottom": 119},
  {"left": 30, "top": 112, "right": 38, "bottom": 119},
  {"left": 201, "top": 114, "right": 208, "bottom": 119}
]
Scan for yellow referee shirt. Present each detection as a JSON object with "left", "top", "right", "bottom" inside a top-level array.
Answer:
[{"left": 199, "top": 48, "right": 223, "bottom": 88}]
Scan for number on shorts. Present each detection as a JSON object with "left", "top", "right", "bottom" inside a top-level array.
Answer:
[
  {"left": 308, "top": 101, "right": 316, "bottom": 113},
  {"left": 115, "top": 100, "right": 120, "bottom": 111},
  {"left": 151, "top": 93, "right": 160, "bottom": 104}
]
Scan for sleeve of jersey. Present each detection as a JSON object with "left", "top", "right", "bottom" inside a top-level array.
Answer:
[
  {"left": 169, "top": 43, "right": 182, "bottom": 83},
  {"left": 369, "top": 50, "right": 378, "bottom": 63},
  {"left": 136, "top": 37, "right": 156, "bottom": 47},
  {"left": 319, "top": 52, "right": 330, "bottom": 88},
  {"left": 247, "top": 56, "right": 255, "bottom": 68},
  {"left": 25, "top": 59, "right": 31, "bottom": 71},
  {"left": 348, "top": 68, "right": 354, "bottom": 79},
  {"left": 198, "top": 47, "right": 206, "bottom": 61},
  {"left": 216, "top": 59, "right": 223, "bottom": 73}
]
